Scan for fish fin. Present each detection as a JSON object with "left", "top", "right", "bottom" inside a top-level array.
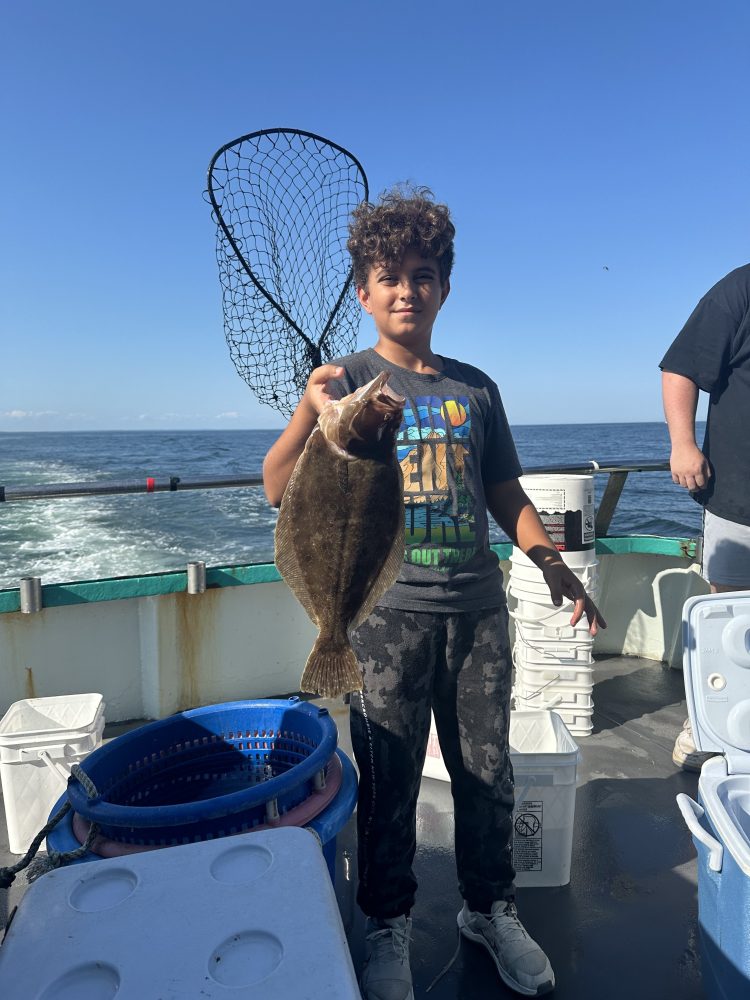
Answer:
[
  {"left": 274, "top": 447, "right": 321, "bottom": 628},
  {"left": 275, "top": 530, "right": 320, "bottom": 626},
  {"left": 351, "top": 508, "right": 405, "bottom": 629},
  {"left": 300, "top": 636, "right": 362, "bottom": 697}
]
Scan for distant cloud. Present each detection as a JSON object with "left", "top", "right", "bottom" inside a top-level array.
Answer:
[
  {"left": 126, "top": 412, "right": 213, "bottom": 423},
  {"left": 216, "top": 411, "right": 240, "bottom": 420},
  {"left": 2, "top": 409, "right": 58, "bottom": 419}
]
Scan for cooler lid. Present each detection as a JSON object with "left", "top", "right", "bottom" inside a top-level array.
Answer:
[{"left": 682, "top": 593, "right": 750, "bottom": 775}]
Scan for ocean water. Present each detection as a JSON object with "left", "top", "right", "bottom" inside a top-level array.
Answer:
[{"left": 0, "top": 423, "right": 705, "bottom": 590}]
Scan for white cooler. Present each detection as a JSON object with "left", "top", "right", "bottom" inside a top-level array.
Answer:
[
  {"left": 0, "top": 826, "right": 359, "bottom": 999},
  {"left": 676, "top": 592, "right": 750, "bottom": 1000}
]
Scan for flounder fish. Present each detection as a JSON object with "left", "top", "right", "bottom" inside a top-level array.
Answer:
[{"left": 275, "top": 371, "right": 405, "bottom": 696}]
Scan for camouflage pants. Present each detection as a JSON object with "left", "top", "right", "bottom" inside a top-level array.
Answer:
[{"left": 349, "top": 604, "right": 516, "bottom": 919}]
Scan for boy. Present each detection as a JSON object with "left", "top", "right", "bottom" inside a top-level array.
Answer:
[{"left": 263, "top": 187, "right": 605, "bottom": 999}]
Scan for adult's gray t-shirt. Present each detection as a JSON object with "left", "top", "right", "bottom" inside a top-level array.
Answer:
[{"left": 329, "top": 348, "right": 522, "bottom": 612}]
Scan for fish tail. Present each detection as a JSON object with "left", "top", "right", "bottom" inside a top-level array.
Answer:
[{"left": 300, "top": 636, "right": 362, "bottom": 697}]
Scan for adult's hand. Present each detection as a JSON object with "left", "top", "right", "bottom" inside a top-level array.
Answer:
[{"left": 669, "top": 442, "right": 711, "bottom": 491}]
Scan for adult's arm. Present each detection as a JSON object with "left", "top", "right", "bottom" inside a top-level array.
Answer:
[{"left": 661, "top": 370, "right": 711, "bottom": 491}]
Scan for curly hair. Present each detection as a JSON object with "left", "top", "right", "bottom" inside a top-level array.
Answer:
[{"left": 347, "top": 184, "right": 455, "bottom": 289}]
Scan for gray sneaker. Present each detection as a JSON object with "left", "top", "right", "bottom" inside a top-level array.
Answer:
[
  {"left": 458, "top": 900, "right": 554, "bottom": 996},
  {"left": 672, "top": 719, "right": 720, "bottom": 772},
  {"left": 360, "top": 915, "right": 414, "bottom": 1000}
]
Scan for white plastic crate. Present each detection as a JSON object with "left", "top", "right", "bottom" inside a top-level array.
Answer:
[
  {"left": 423, "top": 709, "right": 580, "bottom": 886},
  {"left": 0, "top": 693, "right": 104, "bottom": 854},
  {"left": 0, "top": 826, "right": 360, "bottom": 999}
]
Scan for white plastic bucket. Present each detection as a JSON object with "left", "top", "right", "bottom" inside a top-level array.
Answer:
[
  {"left": 512, "top": 631, "right": 596, "bottom": 736},
  {"left": 422, "top": 709, "right": 580, "bottom": 887},
  {"left": 513, "top": 614, "right": 597, "bottom": 644},
  {"left": 514, "top": 679, "right": 594, "bottom": 711},
  {"left": 509, "top": 560, "right": 599, "bottom": 593},
  {"left": 551, "top": 708, "right": 593, "bottom": 736},
  {"left": 514, "top": 620, "right": 596, "bottom": 650},
  {"left": 0, "top": 694, "right": 105, "bottom": 854},
  {"left": 513, "top": 655, "right": 595, "bottom": 688},
  {"left": 510, "top": 546, "right": 597, "bottom": 570},
  {"left": 519, "top": 475, "right": 596, "bottom": 553},
  {"left": 510, "top": 598, "right": 600, "bottom": 633},
  {"left": 508, "top": 554, "right": 600, "bottom": 637},
  {"left": 514, "top": 634, "right": 595, "bottom": 665}
]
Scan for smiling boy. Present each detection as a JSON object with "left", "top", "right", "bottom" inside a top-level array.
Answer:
[{"left": 263, "top": 186, "right": 604, "bottom": 999}]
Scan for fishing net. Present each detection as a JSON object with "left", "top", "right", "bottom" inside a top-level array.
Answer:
[{"left": 206, "top": 129, "right": 369, "bottom": 416}]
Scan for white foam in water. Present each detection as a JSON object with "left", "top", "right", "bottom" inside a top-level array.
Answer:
[
  {"left": 0, "top": 489, "right": 278, "bottom": 588},
  {"left": 0, "top": 827, "right": 360, "bottom": 999}
]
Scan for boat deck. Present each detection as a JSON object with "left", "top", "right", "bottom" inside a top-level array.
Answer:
[{"left": 0, "top": 654, "right": 705, "bottom": 999}]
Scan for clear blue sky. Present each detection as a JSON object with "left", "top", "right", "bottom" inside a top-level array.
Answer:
[{"left": 2, "top": 1, "right": 747, "bottom": 431}]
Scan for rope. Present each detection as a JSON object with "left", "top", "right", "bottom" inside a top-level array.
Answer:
[
  {"left": 304, "top": 826, "right": 323, "bottom": 850},
  {"left": 0, "top": 764, "right": 101, "bottom": 889},
  {"left": 425, "top": 927, "right": 462, "bottom": 992}
]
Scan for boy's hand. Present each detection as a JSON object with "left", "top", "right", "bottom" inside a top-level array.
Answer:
[
  {"left": 541, "top": 558, "right": 607, "bottom": 636},
  {"left": 302, "top": 365, "right": 345, "bottom": 417}
]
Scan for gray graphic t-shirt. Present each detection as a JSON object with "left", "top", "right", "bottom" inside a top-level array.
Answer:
[{"left": 329, "top": 348, "right": 522, "bottom": 612}]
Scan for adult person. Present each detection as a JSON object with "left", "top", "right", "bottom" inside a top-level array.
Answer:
[{"left": 660, "top": 263, "right": 750, "bottom": 770}]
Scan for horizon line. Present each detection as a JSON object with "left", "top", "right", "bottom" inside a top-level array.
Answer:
[{"left": 0, "top": 418, "right": 700, "bottom": 434}]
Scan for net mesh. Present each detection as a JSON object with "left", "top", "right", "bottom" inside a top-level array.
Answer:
[{"left": 207, "top": 129, "right": 369, "bottom": 416}]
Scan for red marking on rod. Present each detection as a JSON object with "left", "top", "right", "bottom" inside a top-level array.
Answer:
[{"left": 146, "top": 477, "right": 156, "bottom": 492}]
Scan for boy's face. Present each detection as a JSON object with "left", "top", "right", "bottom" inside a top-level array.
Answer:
[{"left": 357, "top": 249, "right": 450, "bottom": 350}]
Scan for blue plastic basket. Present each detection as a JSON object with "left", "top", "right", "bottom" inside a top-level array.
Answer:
[
  {"left": 62, "top": 698, "right": 338, "bottom": 845},
  {"left": 47, "top": 748, "right": 358, "bottom": 883}
]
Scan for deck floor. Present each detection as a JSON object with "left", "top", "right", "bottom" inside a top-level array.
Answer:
[{"left": 0, "top": 655, "right": 705, "bottom": 998}]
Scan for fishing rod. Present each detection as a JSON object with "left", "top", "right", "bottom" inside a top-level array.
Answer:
[{"left": 0, "top": 461, "right": 671, "bottom": 504}]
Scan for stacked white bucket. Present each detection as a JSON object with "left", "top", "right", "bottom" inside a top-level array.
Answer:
[{"left": 509, "top": 474, "right": 598, "bottom": 737}]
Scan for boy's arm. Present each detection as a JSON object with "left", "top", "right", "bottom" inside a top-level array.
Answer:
[
  {"left": 486, "top": 478, "right": 606, "bottom": 635},
  {"left": 262, "top": 364, "right": 344, "bottom": 507},
  {"left": 661, "top": 371, "right": 711, "bottom": 491}
]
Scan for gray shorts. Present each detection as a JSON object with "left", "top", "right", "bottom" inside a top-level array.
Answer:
[{"left": 701, "top": 509, "right": 750, "bottom": 587}]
